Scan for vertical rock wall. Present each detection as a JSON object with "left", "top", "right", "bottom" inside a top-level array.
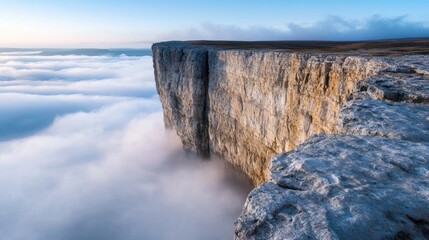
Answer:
[
  {"left": 207, "top": 51, "right": 383, "bottom": 184},
  {"left": 153, "top": 42, "right": 384, "bottom": 185},
  {"left": 152, "top": 42, "right": 210, "bottom": 156}
]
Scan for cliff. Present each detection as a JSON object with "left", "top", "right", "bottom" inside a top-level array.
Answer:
[{"left": 152, "top": 40, "right": 429, "bottom": 240}]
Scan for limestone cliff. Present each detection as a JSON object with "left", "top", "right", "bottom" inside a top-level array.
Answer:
[
  {"left": 152, "top": 41, "right": 429, "bottom": 240},
  {"left": 153, "top": 43, "right": 210, "bottom": 156},
  {"left": 154, "top": 42, "right": 386, "bottom": 185},
  {"left": 206, "top": 51, "right": 383, "bottom": 184}
]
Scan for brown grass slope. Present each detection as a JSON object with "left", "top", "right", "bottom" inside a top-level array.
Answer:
[{"left": 189, "top": 38, "right": 429, "bottom": 56}]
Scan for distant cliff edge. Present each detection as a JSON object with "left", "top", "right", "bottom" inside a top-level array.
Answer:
[{"left": 152, "top": 40, "right": 429, "bottom": 240}]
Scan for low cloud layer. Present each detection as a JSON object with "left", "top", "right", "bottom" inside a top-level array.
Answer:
[
  {"left": 0, "top": 54, "right": 157, "bottom": 140},
  {"left": 0, "top": 54, "right": 156, "bottom": 97},
  {"left": 153, "top": 15, "right": 429, "bottom": 41},
  {"left": 0, "top": 52, "right": 251, "bottom": 240}
]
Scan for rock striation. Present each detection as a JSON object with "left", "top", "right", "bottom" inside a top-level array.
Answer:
[
  {"left": 152, "top": 41, "right": 429, "bottom": 240},
  {"left": 153, "top": 43, "right": 210, "bottom": 156},
  {"left": 154, "top": 42, "right": 388, "bottom": 184}
]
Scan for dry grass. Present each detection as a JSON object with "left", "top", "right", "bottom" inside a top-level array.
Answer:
[{"left": 188, "top": 38, "right": 429, "bottom": 56}]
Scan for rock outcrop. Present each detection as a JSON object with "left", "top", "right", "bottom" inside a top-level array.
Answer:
[
  {"left": 236, "top": 135, "right": 429, "bottom": 240},
  {"left": 152, "top": 41, "right": 429, "bottom": 240}
]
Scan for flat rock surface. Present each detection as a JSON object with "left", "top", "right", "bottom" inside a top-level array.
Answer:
[
  {"left": 383, "top": 55, "right": 429, "bottom": 75},
  {"left": 339, "top": 98, "right": 429, "bottom": 142},
  {"left": 235, "top": 135, "right": 429, "bottom": 240},
  {"left": 359, "top": 72, "right": 429, "bottom": 103}
]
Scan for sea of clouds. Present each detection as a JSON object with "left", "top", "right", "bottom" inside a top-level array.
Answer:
[{"left": 0, "top": 51, "right": 251, "bottom": 240}]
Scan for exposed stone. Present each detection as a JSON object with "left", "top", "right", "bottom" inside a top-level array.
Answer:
[
  {"left": 235, "top": 135, "right": 429, "bottom": 240},
  {"left": 383, "top": 55, "right": 429, "bottom": 76},
  {"left": 206, "top": 51, "right": 386, "bottom": 184},
  {"left": 152, "top": 42, "right": 210, "bottom": 156},
  {"left": 356, "top": 73, "right": 429, "bottom": 103},
  {"left": 153, "top": 41, "right": 388, "bottom": 184},
  {"left": 152, "top": 41, "right": 429, "bottom": 240},
  {"left": 339, "top": 98, "right": 429, "bottom": 142}
]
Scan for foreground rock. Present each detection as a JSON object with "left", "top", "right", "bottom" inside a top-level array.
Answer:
[
  {"left": 235, "top": 135, "right": 429, "bottom": 240},
  {"left": 235, "top": 54, "right": 429, "bottom": 240},
  {"left": 339, "top": 99, "right": 429, "bottom": 142}
]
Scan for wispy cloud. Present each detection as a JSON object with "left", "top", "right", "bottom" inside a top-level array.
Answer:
[{"left": 153, "top": 15, "right": 429, "bottom": 41}]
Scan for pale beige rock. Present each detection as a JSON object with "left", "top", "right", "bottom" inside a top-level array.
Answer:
[
  {"left": 153, "top": 42, "right": 386, "bottom": 185},
  {"left": 152, "top": 42, "right": 429, "bottom": 186},
  {"left": 207, "top": 51, "right": 385, "bottom": 184}
]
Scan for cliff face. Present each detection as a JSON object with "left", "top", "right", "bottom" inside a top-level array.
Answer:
[
  {"left": 153, "top": 43, "right": 210, "bottom": 156},
  {"left": 153, "top": 42, "right": 384, "bottom": 185},
  {"left": 152, "top": 42, "right": 429, "bottom": 240},
  {"left": 207, "top": 51, "right": 384, "bottom": 184}
]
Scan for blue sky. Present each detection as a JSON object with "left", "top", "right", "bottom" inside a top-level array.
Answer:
[{"left": 1, "top": 0, "right": 429, "bottom": 47}]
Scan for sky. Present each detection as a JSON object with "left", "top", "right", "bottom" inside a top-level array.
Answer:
[
  {"left": 0, "top": 50, "right": 252, "bottom": 240},
  {"left": 1, "top": 0, "right": 429, "bottom": 47}
]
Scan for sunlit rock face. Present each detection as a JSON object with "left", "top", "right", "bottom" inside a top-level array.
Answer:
[
  {"left": 153, "top": 42, "right": 386, "bottom": 185},
  {"left": 153, "top": 42, "right": 429, "bottom": 240},
  {"left": 207, "top": 51, "right": 384, "bottom": 184}
]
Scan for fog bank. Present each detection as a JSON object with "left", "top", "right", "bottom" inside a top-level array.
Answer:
[{"left": 0, "top": 51, "right": 251, "bottom": 240}]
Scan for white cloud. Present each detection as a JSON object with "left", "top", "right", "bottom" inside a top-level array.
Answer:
[
  {"left": 0, "top": 51, "right": 42, "bottom": 55},
  {"left": 153, "top": 15, "right": 429, "bottom": 41},
  {"left": 0, "top": 54, "right": 158, "bottom": 140},
  {"left": 0, "top": 55, "right": 156, "bottom": 97},
  {"left": 0, "top": 53, "right": 251, "bottom": 240}
]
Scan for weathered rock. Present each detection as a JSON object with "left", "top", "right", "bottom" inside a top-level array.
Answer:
[
  {"left": 207, "top": 51, "right": 385, "bottom": 183},
  {"left": 339, "top": 98, "right": 429, "bottom": 142},
  {"left": 153, "top": 42, "right": 387, "bottom": 184},
  {"left": 153, "top": 43, "right": 429, "bottom": 184},
  {"left": 235, "top": 135, "right": 429, "bottom": 240},
  {"left": 383, "top": 55, "right": 429, "bottom": 76},
  {"left": 152, "top": 42, "right": 210, "bottom": 156},
  {"left": 152, "top": 41, "right": 429, "bottom": 240},
  {"left": 356, "top": 72, "right": 429, "bottom": 103}
]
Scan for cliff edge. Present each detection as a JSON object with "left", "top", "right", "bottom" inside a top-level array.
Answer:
[{"left": 152, "top": 40, "right": 429, "bottom": 240}]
